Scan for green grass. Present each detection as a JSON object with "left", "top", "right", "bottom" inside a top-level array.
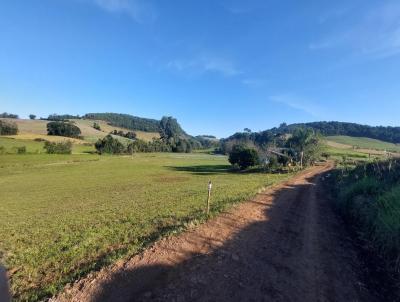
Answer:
[
  {"left": 330, "top": 159, "right": 400, "bottom": 278},
  {"left": 322, "top": 144, "right": 371, "bottom": 160},
  {"left": 0, "top": 137, "right": 95, "bottom": 154},
  {"left": 327, "top": 135, "right": 400, "bottom": 153},
  {"left": 0, "top": 152, "right": 291, "bottom": 301}
]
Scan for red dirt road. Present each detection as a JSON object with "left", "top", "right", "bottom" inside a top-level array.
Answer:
[{"left": 53, "top": 164, "right": 380, "bottom": 302}]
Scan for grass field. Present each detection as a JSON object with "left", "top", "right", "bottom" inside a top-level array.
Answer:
[
  {"left": 0, "top": 152, "right": 291, "bottom": 301},
  {"left": 1, "top": 118, "right": 160, "bottom": 144},
  {"left": 327, "top": 135, "right": 400, "bottom": 153},
  {"left": 0, "top": 137, "right": 95, "bottom": 154}
]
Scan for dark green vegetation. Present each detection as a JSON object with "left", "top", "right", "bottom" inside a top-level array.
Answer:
[
  {"left": 0, "top": 153, "right": 291, "bottom": 301},
  {"left": 110, "top": 129, "right": 137, "bottom": 139},
  {"left": 0, "top": 112, "right": 19, "bottom": 119},
  {"left": 222, "top": 121, "right": 400, "bottom": 148},
  {"left": 0, "top": 120, "right": 18, "bottom": 135},
  {"left": 46, "top": 114, "right": 82, "bottom": 121},
  {"left": 29, "top": 114, "right": 36, "bottom": 120},
  {"left": 280, "top": 121, "right": 400, "bottom": 144},
  {"left": 327, "top": 135, "right": 400, "bottom": 153},
  {"left": 44, "top": 141, "right": 73, "bottom": 154},
  {"left": 95, "top": 135, "right": 125, "bottom": 154},
  {"left": 47, "top": 121, "right": 82, "bottom": 139},
  {"left": 327, "top": 159, "right": 400, "bottom": 277},
  {"left": 224, "top": 127, "right": 322, "bottom": 170},
  {"left": 228, "top": 145, "right": 259, "bottom": 170},
  {"left": 85, "top": 112, "right": 160, "bottom": 132}
]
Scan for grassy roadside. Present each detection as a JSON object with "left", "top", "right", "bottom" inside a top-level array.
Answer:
[
  {"left": 325, "top": 159, "right": 400, "bottom": 290},
  {"left": 0, "top": 152, "right": 293, "bottom": 301}
]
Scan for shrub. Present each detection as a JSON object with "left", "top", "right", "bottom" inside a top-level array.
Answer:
[
  {"left": 47, "top": 122, "right": 81, "bottom": 138},
  {"left": 0, "top": 120, "right": 18, "bottom": 135},
  {"left": 34, "top": 138, "right": 47, "bottom": 142},
  {"left": 229, "top": 145, "right": 259, "bottom": 170},
  {"left": 95, "top": 135, "right": 125, "bottom": 154},
  {"left": 93, "top": 122, "right": 101, "bottom": 131},
  {"left": 16, "top": 146, "right": 26, "bottom": 154},
  {"left": 44, "top": 141, "right": 72, "bottom": 154}
]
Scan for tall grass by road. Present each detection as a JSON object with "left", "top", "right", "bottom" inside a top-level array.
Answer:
[{"left": 328, "top": 159, "right": 400, "bottom": 275}]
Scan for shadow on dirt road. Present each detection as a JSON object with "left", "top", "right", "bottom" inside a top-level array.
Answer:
[{"left": 55, "top": 165, "right": 396, "bottom": 302}]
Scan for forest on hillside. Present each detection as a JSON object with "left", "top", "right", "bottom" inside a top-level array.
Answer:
[{"left": 221, "top": 121, "right": 400, "bottom": 150}]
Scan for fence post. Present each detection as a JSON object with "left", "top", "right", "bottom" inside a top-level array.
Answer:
[{"left": 207, "top": 180, "right": 212, "bottom": 215}]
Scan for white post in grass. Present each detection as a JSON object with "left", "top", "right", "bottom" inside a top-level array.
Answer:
[{"left": 207, "top": 180, "right": 212, "bottom": 215}]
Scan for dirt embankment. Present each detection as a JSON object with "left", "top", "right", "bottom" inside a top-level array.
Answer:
[{"left": 53, "top": 164, "right": 388, "bottom": 302}]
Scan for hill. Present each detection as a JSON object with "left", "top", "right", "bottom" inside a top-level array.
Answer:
[
  {"left": 84, "top": 113, "right": 161, "bottom": 132},
  {"left": 2, "top": 118, "right": 160, "bottom": 144},
  {"left": 326, "top": 135, "right": 400, "bottom": 153},
  {"left": 222, "top": 121, "right": 400, "bottom": 148},
  {"left": 277, "top": 121, "right": 400, "bottom": 144}
]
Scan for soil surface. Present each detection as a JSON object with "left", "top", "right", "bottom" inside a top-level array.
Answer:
[{"left": 52, "top": 164, "right": 382, "bottom": 302}]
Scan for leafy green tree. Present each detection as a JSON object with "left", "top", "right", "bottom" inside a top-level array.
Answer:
[
  {"left": 47, "top": 122, "right": 81, "bottom": 138},
  {"left": 44, "top": 141, "right": 72, "bottom": 154},
  {"left": 228, "top": 145, "right": 260, "bottom": 170},
  {"left": 286, "top": 128, "right": 321, "bottom": 168},
  {"left": 29, "top": 114, "right": 36, "bottom": 120},
  {"left": 95, "top": 135, "right": 125, "bottom": 154}
]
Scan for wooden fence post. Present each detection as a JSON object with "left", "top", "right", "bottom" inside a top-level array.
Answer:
[{"left": 207, "top": 180, "right": 212, "bottom": 215}]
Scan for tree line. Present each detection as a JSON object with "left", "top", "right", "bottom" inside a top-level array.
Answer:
[{"left": 225, "top": 128, "right": 322, "bottom": 170}]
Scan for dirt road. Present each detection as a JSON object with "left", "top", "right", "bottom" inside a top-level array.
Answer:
[{"left": 54, "top": 164, "right": 380, "bottom": 302}]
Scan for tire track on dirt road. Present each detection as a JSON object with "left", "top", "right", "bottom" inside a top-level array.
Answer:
[{"left": 53, "top": 163, "right": 379, "bottom": 302}]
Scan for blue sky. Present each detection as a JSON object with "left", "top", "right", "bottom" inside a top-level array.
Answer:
[{"left": 1, "top": 0, "right": 400, "bottom": 137}]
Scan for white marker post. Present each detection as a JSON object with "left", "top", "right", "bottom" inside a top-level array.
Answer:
[{"left": 207, "top": 180, "right": 212, "bottom": 215}]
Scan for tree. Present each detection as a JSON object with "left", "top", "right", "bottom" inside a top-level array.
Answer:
[
  {"left": 93, "top": 122, "right": 101, "bottom": 130},
  {"left": 95, "top": 135, "right": 125, "bottom": 154},
  {"left": 0, "top": 112, "right": 18, "bottom": 119},
  {"left": 0, "top": 120, "right": 18, "bottom": 135},
  {"left": 44, "top": 141, "right": 72, "bottom": 154},
  {"left": 228, "top": 145, "right": 260, "bottom": 170},
  {"left": 286, "top": 128, "right": 321, "bottom": 168},
  {"left": 244, "top": 128, "right": 252, "bottom": 133},
  {"left": 29, "top": 114, "right": 36, "bottom": 120},
  {"left": 47, "top": 122, "right": 81, "bottom": 138}
]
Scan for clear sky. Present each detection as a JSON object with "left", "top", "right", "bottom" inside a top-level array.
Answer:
[{"left": 1, "top": 0, "right": 400, "bottom": 137}]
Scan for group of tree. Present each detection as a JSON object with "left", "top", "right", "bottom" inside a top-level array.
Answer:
[
  {"left": 0, "top": 120, "right": 18, "bottom": 135},
  {"left": 222, "top": 121, "right": 400, "bottom": 150},
  {"left": 226, "top": 127, "right": 322, "bottom": 170},
  {"left": 44, "top": 141, "right": 73, "bottom": 154},
  {"left": 0, "top": 112, "right": 19, "bottom": 119},
  {"left": 85, "top": 113, "right": 160, "bottom": 132},
  {"left": 46, "top": 114, "right": 82, "bottom": 121},
  {"left": 274, "top": 121, "right": 400, "bottom": 144},
  {"left": 47, "top": 121, "right": 81, "bottom": 138},
  {"left": 109, "top": 129, "right": 137, "bottom": 139}
]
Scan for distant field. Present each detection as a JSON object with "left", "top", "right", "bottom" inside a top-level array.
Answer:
[
  {"left": 0, "top": 152, "right": 290, "bottom": 301},
  {"left": 1, "top": 118, "right": 160, "bottom": 143},
  {"left": 71, "top": 119, "right": 160, "bottom": 142},
  {"left": 0, "top": 137, "right": 94, "bottom": 154},
  {"left": 327, "top": 135, "right": 400, "bottom": 153}
]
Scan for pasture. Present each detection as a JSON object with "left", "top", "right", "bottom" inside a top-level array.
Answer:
[
  {"left": 0, "top": 152, "right": 290, "bottom": 301},
  {"left": 327, "top": 135, "right": 400, "bottom": 153}
]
